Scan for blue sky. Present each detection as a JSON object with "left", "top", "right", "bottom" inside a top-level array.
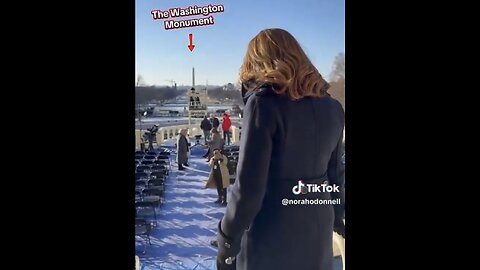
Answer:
[{"left": 136, "top": 0, "right": 344, "bottom": 86}]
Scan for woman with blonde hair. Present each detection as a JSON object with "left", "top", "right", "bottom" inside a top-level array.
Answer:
[{"left": 216, "top": 28, "right": 345, "bottom": 270}]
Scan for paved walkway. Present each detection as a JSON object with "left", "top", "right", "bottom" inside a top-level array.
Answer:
[{"left": 137, "top": 146, "right": 221, "bottom": 269}]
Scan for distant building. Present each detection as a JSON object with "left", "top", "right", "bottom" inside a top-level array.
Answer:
[
  {"left": 231, "top": 104, "right": 243, "bottom": 116},
  {"left": 223, "top": 83, "right": 236, "bottom": 91},
  {"left": 188, "top": 87, "right": 208, "bottom": 118}
]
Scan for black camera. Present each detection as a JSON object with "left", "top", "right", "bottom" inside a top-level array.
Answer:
[{"left": 143, "top": 125, "right": 159, "bottom": 150}]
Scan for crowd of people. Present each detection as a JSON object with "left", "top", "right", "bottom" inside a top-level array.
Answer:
[
  {"left": 176, "top": 112, "right": 233, "bottom": 171},
  {"left": 200, "top": 113, "right": 232, "bottom": 160},
  {"left": 200, "top": 113, "right": 231, "bottom": 144},
  {"left": 176, "top": 112, "right": 236, "bottom": 202}
]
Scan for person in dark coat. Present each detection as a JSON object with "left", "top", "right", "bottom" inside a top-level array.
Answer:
[
  {"left": 200, "top": 116, "right": 213, "bottom": 144},
  {"left": 216, "top": 28, "right": 345, "bottom": 270},
  {"left": 211, "top": 114, "right": 220, "bottom": 129},
  {"left": 207, "top": 128, "right": 224, "bottom": 161},
  {"left": 176, "top": 129, "right": 189, "bottom": 170}
]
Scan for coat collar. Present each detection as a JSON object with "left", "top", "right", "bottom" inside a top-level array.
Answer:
[{"left": 241, "top": 83, "right": 274, "bottom": 105}]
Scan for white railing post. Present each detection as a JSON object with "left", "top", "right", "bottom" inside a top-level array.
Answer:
[
  {"left": 157, "top": 128, "right": 164, "bottom": 145},
  {"left": 231, "top": 126, "right": 240, "bottom": 144},
  {"left": 135, "top": 130, "right": 142, "bottom": 150}
]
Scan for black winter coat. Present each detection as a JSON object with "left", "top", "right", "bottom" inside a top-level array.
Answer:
[
  {"left": 201, "top": 118, "right": 212, "bottom": 131},
  {"left": 217, "top": 85, "right": 345, "bottom": 270}
]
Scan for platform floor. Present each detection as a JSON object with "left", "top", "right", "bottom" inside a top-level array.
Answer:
[{"left": 136, "top": 146, "right": 342, "bottom": 270}]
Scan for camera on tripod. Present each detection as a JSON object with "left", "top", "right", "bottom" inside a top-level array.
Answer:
[{"left": 143, "top": 124, "right": 159, "bottom": 151}]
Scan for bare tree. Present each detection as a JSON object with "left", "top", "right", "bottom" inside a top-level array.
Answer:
[
  {"left": 330, "top": 53, "right": 345, "bottom": 82},
  {"left": 135, "top": 86, "right": 186, "bottom": 104},
  {"left": 224, "top": 83, "right": 235, "bottom": 91},
  {"left": 328, "top": 53, "right": 345, "bottom": 109},
  {"left": 136, "top": 75, "right": 146, "bottom": 87}
]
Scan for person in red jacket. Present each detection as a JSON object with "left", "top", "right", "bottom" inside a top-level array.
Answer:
[{"left": 222, "top": 113, "right": 232, "bottom": 146}]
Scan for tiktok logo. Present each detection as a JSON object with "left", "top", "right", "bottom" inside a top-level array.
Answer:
[
  {"left": 291, "top": 180, "right": 340, "bottom": 195},
  {"left": 292, "top": 180, "right": 307, "bottom": 195}
]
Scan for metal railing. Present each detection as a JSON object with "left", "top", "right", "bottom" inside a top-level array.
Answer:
[{"left": 135, "top": 124, "right": 241, "bottom": 150}]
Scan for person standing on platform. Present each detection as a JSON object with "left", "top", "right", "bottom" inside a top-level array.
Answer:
[
  {"left": 211, "top": 114, "right": 220, "bottom": 130},
  {"left": 176, "top": 129, "right": 189, "bottom": 170},
  {"left": 207, "top": 128, "right": 224, "bottom": 161},
  {"left": 222, "top": 113, "right": 232, "bottom": 146},
  {"left": 216, "top": 28, "right": 345, "bottom": 270},
  {"left": 205, "top": 148, "right": 230, "bottom": 206},
  {"left": 201, "top": 115, "right": 213, "bottom": 144}
]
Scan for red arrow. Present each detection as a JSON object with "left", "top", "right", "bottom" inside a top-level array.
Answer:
[{"left": 188, "top": 34, "right": 195, "bottom": 52}]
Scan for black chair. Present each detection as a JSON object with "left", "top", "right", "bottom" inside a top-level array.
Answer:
[
  {"left": 146, "top": 151, "right": 157, "bottom": 156},
  {"left": 141, "top": 160, "right": 154, "bottom": 165},
  {"left": 156, "top": 156, "right": 171, "bottom": 170},
  {"left": 135, "top": 186, "right": 145, "bottom": 194},
  {"left": 143, "top": 155, "right": 156, "bottom": 160},
  {"left": 150, "top": 171, "right": 167, "bottom": 179},
  {"left": 136, "top": 180, "right": 147, "bottom": 188},
  {"left": 154, "top": 160, "right": 169, "bottom": 165},
  {"left": 136, "top": 165, "right": 152, "bottom": 173},
  {"left": 135, "top": 218, "right": 152, "bottom": 254},
  {"left": 162, "top": 164, "right": 170, "bottom": 173},
  {"left": 149, "top": 172, "right": 167, "bottom": 183},
  {"left": 135, "top": 201, "right": 158, "bottom": 224},
  {"left": 153, "top": 160, "right": 169, "bottom": 170},
  {"left": 142, "top": 188, "right": 163, "bottom": 206},
  {"left": 148, "top": 179, "right": 165, "bottom": 188},
  {"left": 135, "top": 190, "right": 143, "bottom": 201},
  {"left": 152, "top": 165, "right": 169, "bottom": 176},
  {"left": 135, "top": 172, "right": 149, "bottom": 181},
  {"left": 227, "top": 160, "right": 237, "bottom": 175},
  {"left": 150, "top": 165, "right": 164, "bottom": 172}
]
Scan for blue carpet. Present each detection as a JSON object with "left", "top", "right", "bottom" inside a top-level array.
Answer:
[{"left": 137, "top": 146, "right": 343, "bottom": 270}]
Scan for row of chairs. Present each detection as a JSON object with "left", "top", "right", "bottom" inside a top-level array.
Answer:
[
  {"left": 135, "top": 152, "right": 171, "bottom": 171},
  {"left": 136, "top": 164, "right": 169, "bottom": 174},
  {"left": 135, "top": 149, "right": 172, "bottom": 254},
  {"left": 135, "top": 150, "right": 170, "bottom": 158}
]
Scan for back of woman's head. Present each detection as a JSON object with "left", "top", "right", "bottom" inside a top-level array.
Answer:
[{"left": 240, "top": 28, "right": 329, "bottom": 100}]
